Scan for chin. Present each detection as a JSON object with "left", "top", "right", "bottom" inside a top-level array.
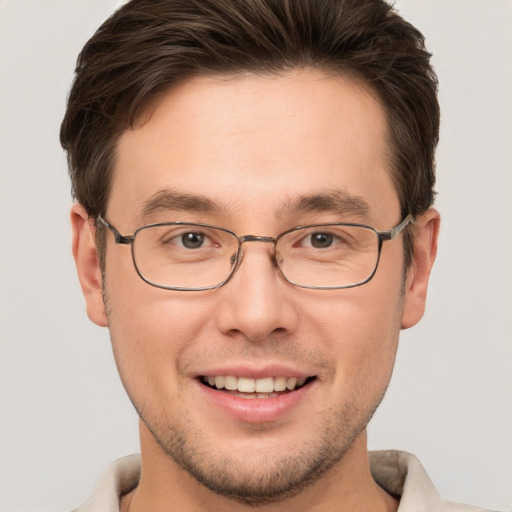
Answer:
[{"left": 139, "top": 394, "right": 377, "bottom": 506}]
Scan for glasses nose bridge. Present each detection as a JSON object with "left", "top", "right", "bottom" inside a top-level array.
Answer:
[
  {"left": 234, "top": 234, "right": 280, "bottom": 272},
  {"left": 238, "top": 234, "right": 277, "bottom": 246}
]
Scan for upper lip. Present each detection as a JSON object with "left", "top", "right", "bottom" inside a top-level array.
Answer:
[{"left": 193, "top": 363, "right": 315, "bottom": 380}]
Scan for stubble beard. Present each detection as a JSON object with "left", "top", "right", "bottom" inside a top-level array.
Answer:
[{"left": 131, "top": 385, "right": 388, "bottom": 506}]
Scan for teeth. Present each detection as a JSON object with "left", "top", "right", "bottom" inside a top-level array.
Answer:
[
  {"left": 204, "top": 375, "right": 309, "bottom": 393},
  {"left": 255, "top": 377, "right": 274, "bottom": 393},
  {"left": 274, "top": 376, "right": 287, "bottom": 392},
  {"left": 238, "top": 377, "right": 255, "bottom": 393},
  {"left": 224, "top": 376, "right": 238, "bottom": 391},
  {"left": 286, "top": 377, "right": 297, "bottom": 390}
]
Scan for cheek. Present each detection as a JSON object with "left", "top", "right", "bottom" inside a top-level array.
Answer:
[
  {"left": 105, "top": 271, "right": 215, "bottom": 391},
  {"left": 305, "top": 275, "right": 403, "bottom": 395},
  {"left": 106, "top": 246, "right": 212, "bottom": 343}
]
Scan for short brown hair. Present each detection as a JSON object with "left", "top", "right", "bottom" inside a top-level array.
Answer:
[{"left": 60, "top": 0, "right": 439, "bottom": 266}]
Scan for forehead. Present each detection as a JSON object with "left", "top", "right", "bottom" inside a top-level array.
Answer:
[{"left": 110, "top": 69, "right": 399, "bottom": 228}]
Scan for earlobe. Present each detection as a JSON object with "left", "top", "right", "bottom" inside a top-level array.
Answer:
[
  {"left": 401, "top": 208, "right": 440, "bottom": 330},
  {"left": 71, "top": 204, "right": 108, "bottom": 327}
]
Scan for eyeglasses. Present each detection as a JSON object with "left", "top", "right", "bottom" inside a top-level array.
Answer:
[{"left": 96, "top": 214, "right": 414, "bottom": 291}]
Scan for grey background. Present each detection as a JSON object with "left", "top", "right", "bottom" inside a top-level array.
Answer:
[{"left": 0, "top": 1, "right": 511, "bottom": 511}]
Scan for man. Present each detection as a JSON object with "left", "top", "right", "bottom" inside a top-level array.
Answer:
[{"left": 60, "top": 0, "right": 492, "bottom": 511}]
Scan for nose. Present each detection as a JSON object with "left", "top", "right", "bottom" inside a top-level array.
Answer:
[{"left": 215, "top": 242, "right": 299, "bottom": 342}]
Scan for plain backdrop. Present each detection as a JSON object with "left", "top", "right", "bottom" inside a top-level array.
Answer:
[{"left": 0, "top": 1, "right": 511, "bottom": 511}]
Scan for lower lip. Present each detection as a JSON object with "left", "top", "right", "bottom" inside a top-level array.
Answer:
[{"left": 197, "top": 380, "right": 314, "bottom": 424}]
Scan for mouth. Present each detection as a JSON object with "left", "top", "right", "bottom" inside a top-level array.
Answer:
[{"left": 199, "top": 375, "right": 316, "bottom": 399}]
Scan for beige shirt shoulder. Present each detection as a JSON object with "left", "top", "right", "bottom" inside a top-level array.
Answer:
[{"left": 73, "top": 450, "right": 498, "bottom": 512}]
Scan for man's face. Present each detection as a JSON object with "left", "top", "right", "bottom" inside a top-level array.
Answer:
[{"left": 79, "top": 70, "right": 424, "bottom": 502}]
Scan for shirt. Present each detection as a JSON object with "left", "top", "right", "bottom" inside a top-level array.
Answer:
[{"left": 73, "top": 450, "right": 495, "bottom": 511}]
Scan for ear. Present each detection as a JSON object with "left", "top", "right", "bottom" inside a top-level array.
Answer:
[
  {"left": 401, "top": 208, "right": 440, "bottom": 329},
  {"left": 71, "top": 203, "right": 108, "bottom": 327}
]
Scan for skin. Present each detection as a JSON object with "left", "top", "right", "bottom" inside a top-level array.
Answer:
[{"left": 72, "top": 69, "right": 439, "bottom": 512}]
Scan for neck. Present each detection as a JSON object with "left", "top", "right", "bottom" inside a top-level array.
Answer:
[{"left": 121, "top": 422, "right": 398, "bottom": 512}]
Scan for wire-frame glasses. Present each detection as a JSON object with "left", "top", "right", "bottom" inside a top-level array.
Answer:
[{"left": 96, "top": 214, "right": 414, "bottom": 291}]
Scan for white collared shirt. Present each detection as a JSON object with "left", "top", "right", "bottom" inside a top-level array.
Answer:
[{"left": 73, "top": 450, "right": 496, "bottom": 511}]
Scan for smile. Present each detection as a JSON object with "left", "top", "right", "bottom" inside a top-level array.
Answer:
[
  {"left": 200, "top": 375, "right": 313, "bottom": 398},
  {"left": 196, "top": 372, "right": 317, "bottom": 422}
]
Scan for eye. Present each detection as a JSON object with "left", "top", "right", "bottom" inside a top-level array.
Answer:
[
  {"left": 309, "top": 232, "right": 334, "bottom": 249},
  {"left": 181, "top": 231, "right": 206, "bottom": 249},
  {"left": 298, "top": 231, "right": 343, "bottom": 249},
  {"left": 291, "top": 227, "right": 354, "bottom": 251},
  {"left": 159, "top": 229, "right": 215, "bottom": 250}
]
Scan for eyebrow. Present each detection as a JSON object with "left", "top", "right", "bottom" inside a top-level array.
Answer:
[
  {"left": 139, "top": 187, "right": 370, "bottom": 223},
  {"left": 140, "top": 188, "right": 221, "bottom": 220},
  {"left": 278, "top": 190, "right": 371, "bottom": 219}
]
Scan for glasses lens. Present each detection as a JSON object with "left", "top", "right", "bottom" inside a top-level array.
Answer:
[
  {"left": 133, "top": 224, "right": 238, "bottom": 289},
  {"left": 277, "top": 224, "right": 380, "bottom": 288},
  {"left": 131, "top": 222, "right": 380, "bottom": 290}
]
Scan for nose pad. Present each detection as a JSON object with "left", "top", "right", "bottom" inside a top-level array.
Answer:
[
  {"left": 226, "top": 242, "right": 279, "bottom": 285},
  {"left": 273, "top": 249, "right": 284, "bottom": 269},
  {"left": 224, "top": 248, "right": 244, "bottom": 285}
]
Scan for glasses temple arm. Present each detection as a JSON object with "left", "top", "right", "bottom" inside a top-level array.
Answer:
[
  {"left": 379, "top": 213, "right": 415, "bottom": 241},
  {"left": 96, "top": 216, "right": 133, "bottom": 245}
]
